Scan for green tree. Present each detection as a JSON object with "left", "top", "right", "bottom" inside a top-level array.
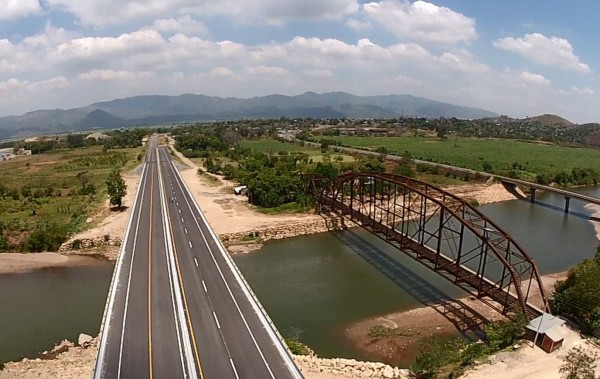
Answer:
[
  {"left": 486, "top": 311, "right": 527, "bottom": 350},
  {"left": 560, "top": 346, "right": 598, "bottom": 379},
  {"left": 552, "top": 248, "right": 600, "bottom": 331},
  {"left": 106, "top": 169, "right": 127, "bottom": 208}
]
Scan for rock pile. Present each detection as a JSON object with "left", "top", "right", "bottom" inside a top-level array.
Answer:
[
  {"left": 220, "top": 217, "right": 353, "bottom": 243},
  {"left": 58, "top": 235, "right": 121, "bottom": 253},
  {"left": 294, "top": 355, "right": 414, "bottom": 379}
]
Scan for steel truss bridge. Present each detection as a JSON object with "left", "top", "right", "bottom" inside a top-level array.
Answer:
[{"left": 305, "top": 172, "right": 549, "bottom": 318}]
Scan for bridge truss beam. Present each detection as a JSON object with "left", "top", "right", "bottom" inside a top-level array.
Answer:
[{"left": 315, "top": 172, "right": 548, "bottom": 318}]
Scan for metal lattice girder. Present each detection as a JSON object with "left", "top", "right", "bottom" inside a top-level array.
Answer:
[{"left": 317, "top": 172, "right": 548, "bottom": 318}]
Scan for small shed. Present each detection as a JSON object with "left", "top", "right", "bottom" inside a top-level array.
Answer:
[{"left": 525, "top": 313, "right": 567, "bottom": 353}]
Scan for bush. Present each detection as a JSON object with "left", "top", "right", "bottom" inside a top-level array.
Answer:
[
  {"left": 285, "top": 338, "right": 312, "bottom": 356},
  {"left": 486, "top": 311, "right": 527, "bottom": 350},
  {"left": 25, "top": 223, "right": 69, "bottom": 252},
  {"left": 560, "top": 346, "right": 598, "bottom": 379},
  {"left": 70, "top": 239, "right": 82, "bottom": 250}
]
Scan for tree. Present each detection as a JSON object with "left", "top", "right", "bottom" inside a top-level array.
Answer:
[
  {"left": 106, "top": 169, "right": 127, "bottom": 208},
  {"left": 552, "top": 248, "right": 600, "bottom": 332},
  {"left": 66, "top": 134, "right": 85, "bottom": 148},
  {"left": 560, "top": 346, "right": 598, "bottom": 379}
]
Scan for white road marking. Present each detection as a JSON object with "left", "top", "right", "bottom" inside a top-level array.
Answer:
[
  {"left": 194, "top": 258, "right": 198, "bottom": 267},
  {"left": 188, "top": 241, "right": 193, "bottom": 248},
  {"left": 168, "top": 160, "right": 277, "bottom": 379},
  {"left": 213, "top": 311, "right": 221, "bottom": 329},
  {"left": 181, "top": 218, "right": 184, "bottom": 223},
  {"left": 230, "top": 359, "right": 240, "bottom": 379},
  {"left": 202, "top": 280, "right": 207, "bottom": 292},
  {"left": 184, "top": 228, "right": 188, "bottom": 234},
  {"left": 178, "top": 209, "right": 181, "bottom": 214}
]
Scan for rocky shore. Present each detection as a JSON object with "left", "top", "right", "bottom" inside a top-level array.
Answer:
[{"left": 0, "top": 336, "right": 415, "bottom": 379}]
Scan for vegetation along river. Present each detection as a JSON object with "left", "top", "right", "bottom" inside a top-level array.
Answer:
[{"left": 1, "top": 189, "right": 599, "bottom": 364}]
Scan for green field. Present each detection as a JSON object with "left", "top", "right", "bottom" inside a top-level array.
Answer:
[
  {"left": 331, "top": 136, "right": 600, "bottom": 177},
  {"left": 241, "top": 139, "right": 354, "bottom": 162},
  {"left": 0, "top": 145, "right": 144, "bottom": 250}
]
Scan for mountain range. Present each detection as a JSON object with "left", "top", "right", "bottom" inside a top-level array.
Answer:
[{"left": 0, "top": 92, "right": 499, "bottom": 139}]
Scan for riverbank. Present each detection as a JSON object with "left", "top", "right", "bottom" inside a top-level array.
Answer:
[
  {"left": 0, "top": 336, "right": 413, "bottom": 379},
  {"left": 0, "top": 253, "right": 105, "bottom": 274},
  {"left": 342, "top": 271, "right": 568, "bottom": 367}
]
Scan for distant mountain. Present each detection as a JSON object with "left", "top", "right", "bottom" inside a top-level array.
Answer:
[{"left": 0, "top": 92, "right": 499, "bottom": 139}]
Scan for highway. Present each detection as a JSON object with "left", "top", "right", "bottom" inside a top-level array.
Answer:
[{"left": 94, "top": 136, "right": 303, "bottom": 378}]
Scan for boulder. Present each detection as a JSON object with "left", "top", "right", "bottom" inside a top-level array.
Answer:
[
  {"left": 383, "top": 365, "right": 395, "bottom": 378},
  {"left": 78, "top": 333, "right": 93, "bottom": 348}
]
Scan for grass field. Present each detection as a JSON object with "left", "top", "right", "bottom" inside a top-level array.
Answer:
[
  {"left": 241, "top": 139, "right": 354, "bottom": 162},
  {"left": 331, "top": 136, "right": 600, "bottom": 176},
  {"left": 0, "top": 145, "right": 144, "bottom": 249}
]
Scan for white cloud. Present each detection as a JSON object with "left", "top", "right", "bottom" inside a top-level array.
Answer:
[
  {"left": 152, "top": 15, "right": 208, "bottom": 36},
  {"left": 245, "top": 66, "right": 289, "bottom": 77},
  {"left": 345, "top": 18, "right": 371, "bottom": 31},
  {"left": 0, "top": 0, "right": 41, "bottom": 20},
  {"left": 363, "top": 0, "right": 476, "bottom": 45},
  {"left": 437, "top": 50, "right": 490, "bottom": 73},
  {"left": 54, "top": 30, "right": 165, "bottom": 61},
  {"left": 519, "top": 71, "right": 551, "bottom": 87},
  {"left": 571, "top": 86, "right": 594, "bottom": 96},
  {"left": 494, "top": 33, "right": 591, "bottom": 73},
  {"left": 304, "top": 69, "right": 334, "bottom": 78},
  {"left": 46, "top": 0, "right": 358, "bottom": 26},
  {"left": 78, "top": 70, "right": 154, "bottom": 81}
]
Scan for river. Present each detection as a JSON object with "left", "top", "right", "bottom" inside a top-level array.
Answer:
[{"left": 1, "top": 189, "right": 599, "bottom": 364}]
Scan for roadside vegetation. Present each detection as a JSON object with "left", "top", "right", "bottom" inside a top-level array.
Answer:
[{"left": 0, "top": 130, "right": 146, "bottom": 252}]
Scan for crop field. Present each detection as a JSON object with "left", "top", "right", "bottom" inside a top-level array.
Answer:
[
  {"left": 0, "top": 145, "right": 143, "bottom": 244},
  {"left": 241, "top": 139, "right": 354, "bottom": 162},
  {"left": 331, "top": 136, "right": 600, "bottom": 176}
]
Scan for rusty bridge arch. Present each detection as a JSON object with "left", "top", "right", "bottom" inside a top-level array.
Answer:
[{"left": 312, "top": 172, "right": 548, "bottom": 318}]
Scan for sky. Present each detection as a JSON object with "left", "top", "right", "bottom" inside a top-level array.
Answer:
[{"left": 0, "top": 0, "right": 599, "bottom": 123}]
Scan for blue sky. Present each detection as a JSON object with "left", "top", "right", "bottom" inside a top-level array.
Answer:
[{"left": 0, "top": 0, "right": 598, "bottom": 123}]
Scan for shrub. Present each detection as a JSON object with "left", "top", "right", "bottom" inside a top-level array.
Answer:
[
  {"left": 70, "top": 239, "right": 82, "bottom": 250},
  {"left": 486, "top": 311, "right": 527, "bottom": 350},
  {"left": 560, "top": 346, "right": 598, "bottom": 379},
  {"left": 285, "top": 338, "right": 312, "bottom": 356}
]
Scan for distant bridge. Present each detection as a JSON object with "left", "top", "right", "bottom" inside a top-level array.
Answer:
[
  {"left": 306, "top": 172, "right": 549, "bottom": 318},
  {"left": 497, "top": 176, "right": 600, "bottom": 213},
  {"left": 301, "top": 140, "right": 600, "bottom": 215}
]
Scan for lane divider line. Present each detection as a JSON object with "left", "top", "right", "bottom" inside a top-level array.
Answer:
[
  {"left": 157, "top": 148, "right": 203, "bottom": 379},
  {"left": 212, "top": 312, "right": 221, "bottom": 329},
  {"left": 229, "top": 359, "right": 240, "bottom": 379},
  {"left": 194, "top": 258, "right": 199, "bottom": 267},
  {"left": 148, "top": 154, "right": 155, "bottom": 379},
  {"left": 188, "top": 241, "right": 193, "bottom": 248},
  {"left": 201, "top": 280, "right": 207, "bottom": 292}
]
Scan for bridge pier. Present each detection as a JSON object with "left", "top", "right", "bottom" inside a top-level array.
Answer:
[
  {"left": 530, "top": 188, "right": 536, "bottom": 203},
  {"left": 564, "top": 196, "right": 571, "bottom": 214}
]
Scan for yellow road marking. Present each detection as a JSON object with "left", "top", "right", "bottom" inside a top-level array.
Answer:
[
  {"left": 148, "top": 157, "right": 154, "bottom": 379},
  {"left": 164, "top": 167, "right": 205, "bottom": 379}
]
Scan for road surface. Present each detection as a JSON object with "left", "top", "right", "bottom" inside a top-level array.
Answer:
[{"left": 94, "top": 137, "right": 302, "bottom": 379}]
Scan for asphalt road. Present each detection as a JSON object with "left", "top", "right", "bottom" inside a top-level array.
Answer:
[{"left": 94, "top": 136, "right": 302, "bottom": 378}]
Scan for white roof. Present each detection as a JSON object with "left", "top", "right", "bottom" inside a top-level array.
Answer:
[
  {"left": 526, "top": 313, "right": 566, "bottom": 334},
  {"left": 545, "top": 325, "right": 568, "bottom": 341}
]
